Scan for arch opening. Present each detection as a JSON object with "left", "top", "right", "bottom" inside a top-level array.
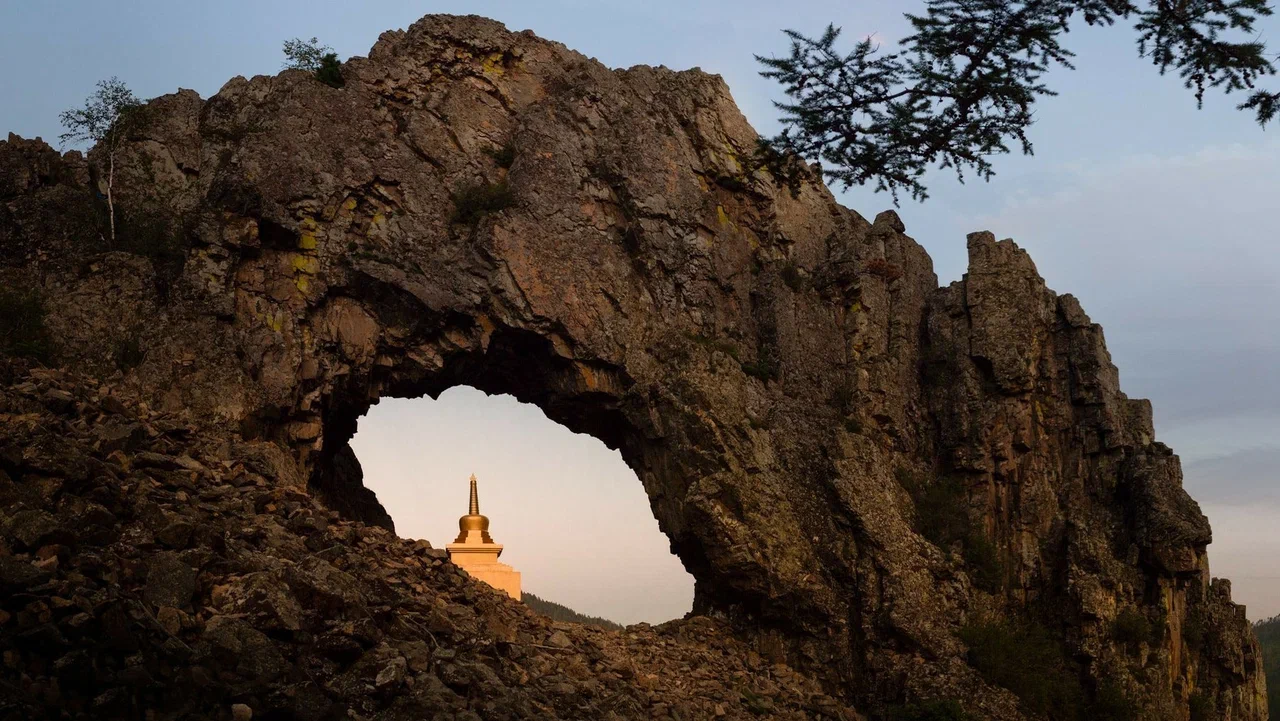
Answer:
[
  {"left": 348, "top": 386, "right": 695, "bottom": 626},
  {"left": 292, "top": 309, "right": 703, "bottom": 627}
]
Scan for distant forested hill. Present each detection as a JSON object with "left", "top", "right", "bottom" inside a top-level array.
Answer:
[
  {"left": 1257, "top": 616, "right": 1279, "bottom": 717},
  {"left": 522, "top": 592, "right": 624, "bottom": 631}
]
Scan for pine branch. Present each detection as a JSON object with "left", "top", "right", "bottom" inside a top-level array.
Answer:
[{"left": 756, "top": 0, "right": 1278, "bottom": 204}]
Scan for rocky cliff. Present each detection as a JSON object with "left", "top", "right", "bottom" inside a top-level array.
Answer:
[{"left": 0, "top": 14, "right": 1266, "bottom": 720}]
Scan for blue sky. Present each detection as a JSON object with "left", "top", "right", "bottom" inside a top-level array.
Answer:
[{"left": 3, "top": 0, "right": 1277, "bottom": 622}]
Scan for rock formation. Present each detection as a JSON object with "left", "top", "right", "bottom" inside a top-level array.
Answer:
[{"left": 0, "top": 13, "right": 1266, "bottom": 720}]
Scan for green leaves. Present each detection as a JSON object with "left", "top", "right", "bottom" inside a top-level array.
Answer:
[
  {"left": 283, "top": 37, "right": 345, "bottom": 88},
  {"left": 58, "top": 77, "right": 142, "bottom": 150},
  {"left": 282, "top": 37, "right": 332, "bottom": 72},
  {"left": 959, "top": 617, "right": 1086, "bottom": 718},
  {"left": 315, "top": 53, "right": 345, "bottom": 89},
  {"left": 1133, "top": 0, "right": 1274, "bottom": 107},
  {"left": 757, "top": 0, "right": 1278, "bottom": 204}
]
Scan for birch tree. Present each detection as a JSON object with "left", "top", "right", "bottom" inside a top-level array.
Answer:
[{"left": 59, "top": 77, "right": 144, "bottom": 244}]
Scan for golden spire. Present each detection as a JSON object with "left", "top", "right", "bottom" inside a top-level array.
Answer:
[{"left": 455, "top": 473, "right": 494, "bottom": 544}]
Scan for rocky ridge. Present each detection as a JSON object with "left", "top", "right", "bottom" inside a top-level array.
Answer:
[{"left": 0, "top": 13, "right": 1267, "bottom": 720}]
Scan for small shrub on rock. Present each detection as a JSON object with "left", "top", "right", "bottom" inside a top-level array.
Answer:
[
  {"left": 1092, "top": 681, "right": 1138, "bottom": 721},
  {"left": 914, "top": 477, "right": 967, "bottom": 544},
  {"left": 959, "top": 617, "right": 1085, "bottom": 718},
  {"left": 685, "top": 332, "right": 740, "bottom": 361},
  {"left": 487, "top": 143, "right": 516, "bottom": 169},
  {"left": 962, "top": 532, "right": 1003, "bottom": 593},
  {"left": 1188, "top": 691, "right": 1216, "bottom": 721},
  {"left": 904, "top": 473, "right": 1005, "bottom": 593},
  {"left": 451, "top": 180, "right": 514, "bottom": 225},
  {"left": 780, "top": 260, "right": 806, "bottom": 291},
  {"left": 315, "top": 53, "right": 345, "bottom": 88},
  {"left": 1112, "top": 607, "right": 1154, "bottom": 648},
  {"left": 283, "top": 37, "right": 345, "bottom": 88},
  {"left": 0, "top": 287, "right": 53, "bottom": 363},
  {"left": 741, "top": 356, "right": 780, "bottom": 382},
  {"left": 1183, "top": 605, "right": 1208, "bottom": 652},
  {"left": 114, "top": 205, "right": 191, "bottom": 298}
]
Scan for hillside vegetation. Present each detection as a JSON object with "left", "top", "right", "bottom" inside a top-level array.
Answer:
[
  {"left": 523, "top": 592, "right": 624, "bottom": 631},
  {"left": 1256, "top": 616, "right": 1280, "bottom": 717}
]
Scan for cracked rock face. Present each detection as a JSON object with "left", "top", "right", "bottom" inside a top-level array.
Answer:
[{"left": 0, "top": 13, "right": 1266, "bottom": 720}]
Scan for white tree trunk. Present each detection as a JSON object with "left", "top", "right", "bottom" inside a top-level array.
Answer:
[{"left": 107, "top": 150, "right": 116, "bottom": 244}]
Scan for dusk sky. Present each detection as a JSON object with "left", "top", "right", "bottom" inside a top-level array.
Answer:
[{"left": 3, "top": 0, "right": 1276, "bottom": 623}]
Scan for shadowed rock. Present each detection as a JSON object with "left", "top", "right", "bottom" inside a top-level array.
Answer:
[{"left": 0, "top": 13, "right": 1266, "bottom": 720}]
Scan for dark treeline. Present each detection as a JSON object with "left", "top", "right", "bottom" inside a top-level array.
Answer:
[
  {"left": 1256, "top": 616, "right": 1279, "bottom": 716},
  {"left": 522, "top": 592, "right": 624, "bottom": 631}
]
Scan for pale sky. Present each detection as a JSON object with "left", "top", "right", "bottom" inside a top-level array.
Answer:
[
  {"left": 350, "top": 390, "right": 692, "bottom": 625},
  {"left": 2, "top": 0, "right": 1276, "bottom": 622}
]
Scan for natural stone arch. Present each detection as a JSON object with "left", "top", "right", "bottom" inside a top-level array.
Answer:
[
  {"left": 73, "top": 16, "right": 946, "bottom": 695},
  {"left": 304, "top": 299, "right": 677, "bottom": 567},
  {"left": 141, "top": 16, "right": 943, "bottom": 668},
  {"left": 2, "top": 13, "right": 1264, "bottom": 719}
]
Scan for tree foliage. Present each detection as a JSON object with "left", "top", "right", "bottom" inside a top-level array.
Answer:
[
  {"left": 959, "top": 617, "right": 1087, "bottom": 718},
  {"left": 522, "top": 592, "right": 624, "bottom": 630},
  {"left": 283, "top": 37, "right": 345, "bottom": 88},
  {"left": 59, "top": 77, "right": 144, "bottom": 242},
  {"left": 757, "top": 0, "right": 1279, "bottom": 203},
  {"left": 282, "top": 37, "right": 332, "bottom": 72},
  {"left": 58, "top": 76, "right": 142, "bottom": 150}
]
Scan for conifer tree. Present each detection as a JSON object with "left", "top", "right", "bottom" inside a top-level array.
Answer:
[{"left": 757, "top": 0, "right": 1279, "bottom": 203}]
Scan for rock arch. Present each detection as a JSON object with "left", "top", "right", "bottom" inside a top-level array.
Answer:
[{"left": 0, "top": 14, "right": 1265, "bottom": 719}]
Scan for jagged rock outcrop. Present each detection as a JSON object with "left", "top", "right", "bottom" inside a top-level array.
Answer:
[{"left": 0, "top": 13, "right": 1266, "bottom": 720}]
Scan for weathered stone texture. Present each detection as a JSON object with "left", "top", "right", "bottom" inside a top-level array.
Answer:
[{"left": 0, "top": 13, "right": 1265, "bottom": 720}]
